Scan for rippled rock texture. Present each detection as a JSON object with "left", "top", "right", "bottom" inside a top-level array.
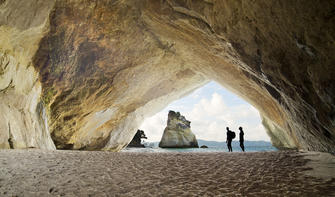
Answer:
[
  {"left": 159, "top": 111, "right": 198, "bottom": 148},
  {"left": 0, "top": 0, "right": 334, "bottom": 152}
]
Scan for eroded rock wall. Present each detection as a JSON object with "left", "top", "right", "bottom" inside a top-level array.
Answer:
[
  {"left": 0, "top": 0, "right": 55, "bottom": 149},
  {"left": 205, "top": 0, "right": 335, "bottom": 151},
  {"left": 31, "top": 0, "right": 208, "bottom": 150},
  {"left": 1, "top": 0, "right": 334, "bottom": 152}
]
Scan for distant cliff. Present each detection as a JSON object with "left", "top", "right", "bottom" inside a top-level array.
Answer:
[{"left": 159, "top": 111, "right": 198, "bottom": 148}]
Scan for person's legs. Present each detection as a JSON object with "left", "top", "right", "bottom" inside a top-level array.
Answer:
[
  {"left": 228, "top": 141, "right": 232, "bottom": 152},
  {"left": 240, "top": 142, "right": 245, "bottom": 152}
]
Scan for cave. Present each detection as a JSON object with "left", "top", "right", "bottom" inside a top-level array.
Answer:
[{"left": 0, "top": 0, "right": 334, "bottom": 153}]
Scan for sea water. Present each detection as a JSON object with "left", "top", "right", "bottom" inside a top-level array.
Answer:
[{"left": 121, "top": 141, "right": 277, "bottom": 153}]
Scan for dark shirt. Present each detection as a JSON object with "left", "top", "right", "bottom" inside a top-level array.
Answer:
[
  {"left": 239, "top": 132, "right": 244, "bottom": 142},
  {"left": 227, "top": 131, "right": 232, "bottom": 142}
]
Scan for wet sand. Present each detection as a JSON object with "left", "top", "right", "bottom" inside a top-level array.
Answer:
[{"left": 0, "top": 150, "right": 334, "bottom": 197}]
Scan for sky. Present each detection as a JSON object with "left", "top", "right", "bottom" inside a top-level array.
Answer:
[{"left": 139, "top": 81, "right": 271, "bottom": 142}]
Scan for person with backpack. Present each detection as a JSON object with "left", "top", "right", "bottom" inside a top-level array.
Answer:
[
  {"left": 239, "top": 126, "right": 245, "bottom": 152},
  {"left": 226, "top": 127, "right": 235, "bottom": 152}
]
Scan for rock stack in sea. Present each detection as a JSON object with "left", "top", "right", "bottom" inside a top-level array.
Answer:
[
  {"left": 127, "top": 130, "right": 147, "bottom": 148},
  {"left": 159, "top": 111, "right": 198, "bottom": 148}
]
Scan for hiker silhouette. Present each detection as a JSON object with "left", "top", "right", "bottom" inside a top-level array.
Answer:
[
  {"left": 226, "top": 127, "right": 234, "bottom": 152},
  {"left": 239, "top": 126, "right": 245, "bottom": 152}
]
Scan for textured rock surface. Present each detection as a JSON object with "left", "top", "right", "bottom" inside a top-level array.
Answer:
[
  {"left": 0, "top": 0, "right": 334, "bottom": 152},
  {"left": 159, "top": 111, "right": 198, "bottom": 148},
  {"left": 0, "top": 0, "right": 55, "bottom": 149}
]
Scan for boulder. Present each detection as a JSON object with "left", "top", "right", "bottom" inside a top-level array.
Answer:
[
  {"left": 159, "top": 111, "right": 198, "bottom": 148},
  {"left": 200, "top": 145, "right": 208, "bottom": 149}
]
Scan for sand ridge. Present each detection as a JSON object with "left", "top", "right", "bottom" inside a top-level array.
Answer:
[{"left": 0, "top": 150, "right": 334, "bottom": 196}]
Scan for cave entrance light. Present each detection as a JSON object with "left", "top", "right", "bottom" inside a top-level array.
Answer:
[{"left": 139, "top": 81, "right": 271, "bottom": 144}]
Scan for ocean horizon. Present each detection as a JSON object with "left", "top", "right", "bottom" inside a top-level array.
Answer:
[{"left": 122, "top": 139, "right": 277, "bottom": 153}]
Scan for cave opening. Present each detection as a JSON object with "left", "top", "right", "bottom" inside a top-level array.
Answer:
[{"left": 136, "top": 81, "right": 274, "bottom": 151}]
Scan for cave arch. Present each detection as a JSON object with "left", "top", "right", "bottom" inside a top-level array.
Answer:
[{"left": 0, "top": 0, "right": 334, "bottom": 152}]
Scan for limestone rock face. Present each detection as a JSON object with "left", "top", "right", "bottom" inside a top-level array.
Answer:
[
  {"left": 159, "top": 111, "right": 198, "bottom": 148},
  {"left": 0, "top": 0, "right": 334, "bottom": 152},
  {"left": 0, "top": 0, "right": 55, "bottom": 149}
]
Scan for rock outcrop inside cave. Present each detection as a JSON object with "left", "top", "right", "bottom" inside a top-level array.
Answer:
[
  {"left": 159, "top": 111, "right": 198, "bottom": 148},
  {"left": 0, "top": 0, "right": 334, "bottom": 152}
]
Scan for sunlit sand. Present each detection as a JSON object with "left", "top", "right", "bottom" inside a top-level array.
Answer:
[{"left": 0, "top": 150, "right": 334, "bottom": 196}]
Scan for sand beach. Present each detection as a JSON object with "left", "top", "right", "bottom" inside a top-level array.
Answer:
[{"left": 0, "top": 150, "right": 334, "bottom": 196}]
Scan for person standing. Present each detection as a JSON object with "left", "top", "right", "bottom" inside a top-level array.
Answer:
[
  {"left": 239, "top": 126, "right": 245, "bottom": 152},
  {"left": 226, "top": 127, "right": 234, "bottom": 152}
]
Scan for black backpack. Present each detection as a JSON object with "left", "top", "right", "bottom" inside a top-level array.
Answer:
[{"left": 230, "top": 131, "right": 236, "bottom": 139}]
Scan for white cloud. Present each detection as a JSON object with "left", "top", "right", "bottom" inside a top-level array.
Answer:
[
  {"left": 139, "top": 111, "right": 166, "bottom": 142},
  {"left": 139, "top": 84, "right": 271, "bottom": 142}
]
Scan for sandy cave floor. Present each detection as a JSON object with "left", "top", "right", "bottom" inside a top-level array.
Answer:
[{"left": 0, "top": 150, "right": 334, "bottom": 197}]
